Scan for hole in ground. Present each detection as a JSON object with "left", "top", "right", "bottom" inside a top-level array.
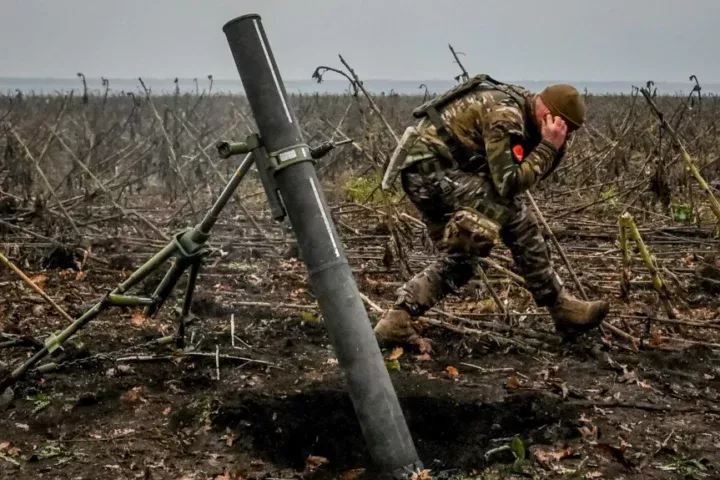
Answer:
[{"left": 212, "top": 389, "right": 580, "bottom": 473}]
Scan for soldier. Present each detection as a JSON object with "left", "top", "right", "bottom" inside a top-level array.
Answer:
[{"left": 375, "top": 75, "right": 609, "bottom": 350}]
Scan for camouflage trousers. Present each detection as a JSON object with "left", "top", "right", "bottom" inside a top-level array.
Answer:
[{"left": 395, "top": 162, "right": 562, "bottom": 317}]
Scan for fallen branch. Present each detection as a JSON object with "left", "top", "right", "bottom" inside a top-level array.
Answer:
[
  {"left": 527, "top": 192, "right": 588, "bottom": 299},
  {"left": 0, "top": 252, "right": 75, "bottom": 324},
  {"left": 459, "top": 363, "right": 515, "bottom": 374},
  {"left": 620, "top": 212, "right": 678, "bottom": 319},
  {"left": 421, "top": 317, "right": 542, "bottom": 353},
  {"left": 475, "top": 265, "right": 507, "bottom": 319},
  {"left": 116, "top": 351, "right": 276, "bottom": 367}
]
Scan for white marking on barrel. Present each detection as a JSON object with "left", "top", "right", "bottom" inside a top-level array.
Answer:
[
  {"left": 309, "top": 177, "right": 340, "bottom": 258},
  {"left": 254, "top": 19, "right": 293, "bottom": 124}
]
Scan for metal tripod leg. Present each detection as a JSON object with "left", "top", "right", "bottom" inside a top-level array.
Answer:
[
  {"left": 144, "top": 256, "right": 192, "bottom": 317},
  {"left": 1, "top": 153, "right": 257, "bottom": 390},
  {"left": 176, "top": 260, "right": 202, "bottom": 348},
  {"left": 0, "top": 243, "right": 178, "bottom": 391}
]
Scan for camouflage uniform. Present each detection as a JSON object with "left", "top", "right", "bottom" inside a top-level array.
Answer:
[{"left": 392, "top": 83, "right": 566, "bottom": 316}]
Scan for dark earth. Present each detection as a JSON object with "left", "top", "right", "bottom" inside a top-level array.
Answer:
[{"left": 2, "top": 198, "right": 720, "bottom": 480}]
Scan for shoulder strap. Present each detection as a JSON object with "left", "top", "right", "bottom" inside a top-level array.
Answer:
[
  {"left": 412, "top": 74, "right": 490, "bottom": 118},
  {"left": 413, "top": 74, "right": 527, "bottom": 119}
]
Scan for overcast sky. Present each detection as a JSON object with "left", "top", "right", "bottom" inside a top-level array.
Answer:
[{"left": 1, "top": 0, "right": 718, "bottom": 82}]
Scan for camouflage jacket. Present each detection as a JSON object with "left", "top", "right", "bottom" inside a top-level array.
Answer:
[{"left": 403, "top": 85, "right": 566, "bottom": 198}]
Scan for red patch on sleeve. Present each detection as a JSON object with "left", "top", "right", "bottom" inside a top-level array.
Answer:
[{"left": 512, "top": 144, "right": 524, "bottom": 162}]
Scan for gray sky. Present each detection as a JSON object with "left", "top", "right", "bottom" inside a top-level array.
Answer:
[{"left": 1, "top": 0, "right": 718, "bottom": 82}]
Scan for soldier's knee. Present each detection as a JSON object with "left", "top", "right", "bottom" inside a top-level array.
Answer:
[{"left": 439, "top": 208, "right": 500, "bottom": 257}]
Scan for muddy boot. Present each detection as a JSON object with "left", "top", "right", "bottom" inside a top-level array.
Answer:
[
  {"left": 374, "top": 309, "right": 432, "bottom": 353},
  {"left": 549, "top": 291, "right": 609, "bottom": 333}
]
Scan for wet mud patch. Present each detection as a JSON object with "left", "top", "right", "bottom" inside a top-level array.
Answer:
[{"left": 212, "top": 388, "right": 580, "bottom": 473}]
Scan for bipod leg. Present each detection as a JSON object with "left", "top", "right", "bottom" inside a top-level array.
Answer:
[
  {"left": 0, "top": 301, "right": 105, "bottom": 391},
  {"left": 0, "top": 243, "right": 178, "bottom": 391},
  {"left": 144, "top": 256, "right": 192, "bottom": 317},
  {"left": 176, "top": 260, "right": 202, "bottom": 348},
  {"left": 117, "top": 243, "right": 179, "bottom": 294},
  {"left": 1, "top": 153, "right": 256, "bottom": 390}
]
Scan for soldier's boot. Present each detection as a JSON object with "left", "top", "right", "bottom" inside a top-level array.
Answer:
[
  {"left": 374, "top": 309, "right": 432, "bottom": 353},
  {"left": 374, "top": 207, "right": 499, "bottom": 353},
  {"left": 549, "top": 290, "right": 609, "bottom": 333}
]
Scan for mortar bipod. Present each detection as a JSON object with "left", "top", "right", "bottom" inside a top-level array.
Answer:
[{"left": 0, "top": 136, "right": 264, "bottom": 391}]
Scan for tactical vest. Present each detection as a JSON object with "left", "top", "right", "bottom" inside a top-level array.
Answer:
[{"left": 412, "top": 74, "right": 527, "bottom": 166}]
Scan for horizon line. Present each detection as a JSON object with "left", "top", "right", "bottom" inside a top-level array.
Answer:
[{"left": 0, "top": 75, "right": 716, "bottom": 85}]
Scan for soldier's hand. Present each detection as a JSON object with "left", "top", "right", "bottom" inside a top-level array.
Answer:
[{"left": 541, "top": 114, "right": 568, "bottom": 149}]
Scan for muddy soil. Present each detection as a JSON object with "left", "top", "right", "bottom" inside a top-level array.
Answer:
[{"left": 2, "top": 204, "right": 720, "bottom": 480}]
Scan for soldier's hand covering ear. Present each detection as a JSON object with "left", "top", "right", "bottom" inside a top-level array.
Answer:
[{"left": 541, "top": 115, "right": 568, "bottom": 149}]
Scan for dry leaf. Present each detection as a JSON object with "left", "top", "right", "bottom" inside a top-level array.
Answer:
[
  {"left": 417, "top": 338, "right": 433, "bottom": 354},
  {"left": 388, "top": 347, "right": 404, "bottom": 361},
  {"left": 75, "top": 271, "right": 87, "bottom": 281},
  {"left": 59, "top": 269, "right": 75, "bottom": 279},
  {"left": 121, "top": 387, "right": 143, "bottom": 405},
  {"left": 446, "top": 366, "right": 459, "bottom": 377},
  {"left": 341, "top": 468, "right": 366, "bottom": 480},
  {"left": 410, "top": 469, "right": 432, "bottom": 480},
  {"left": 290, "top": 288, "right": 307, "bottom": 298},
  {"left": 30, "top": 274, "right": 47, "bottom": 288},
  {"left": 306, "top": 455, "right": 329, "bottom": 471},
  {"left": 130, "top": 313, "right": 147, "bottom": 328},
  {"left": 578, "top": 425, "right": 598, "bottom": 441},
  {"left": 649, "top": 330, "right": 664, "bottom": 346},
  {"left": 415, "top": 353, "right": 432, "bottom": 362},
  {"left": 533, "top": 447, "right": 574, "bottom": 464},
  {"left": 466, "top": 299, "right": 497, "bottom": 314},
  {"left": 0, "top": 442, "right": 19, "bottom": 456},
  {"left": 585, "top": 472, "right": 603, "bottom": 479},
  {"left": 506, "top": 376, "right": 521, "bottom": 389},
  {"left": 637, "top": 380, "right": 652, "bottom": 390}
]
